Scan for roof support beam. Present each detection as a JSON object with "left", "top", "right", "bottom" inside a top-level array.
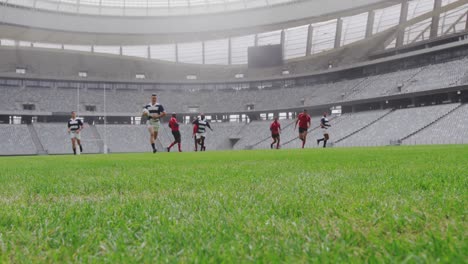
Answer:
[
  {"left": 365, "top": 10, "right": 375, "bottom": 38},
  {"left": 411, "top": 23, "right": 431, "bottom": 44},
  {"left": 466, "top": 10, "right": 468, "bottom": 31},
  {"left": 305, "top": 24, "right": 313, "bottom": 56},
  {"left": 334, "top": 18, "right": 343, "bottom": 49},
  {"left": 228, "top": 37, "right": 232, "bottom": 65},
  {"left": 443, "top": 10, "right": 468, "bottom": 35},
  {"left": 280, "top": 29, "right": 285, "bottom": 58},
  {"left": 202, "top": 41, "right": 205, "bottom": 64},
  {"left": 430, "top": 0, "right": 442, "bottom": 39},
  {"left": 396, "top": 0, "right": 409, "bottom": 47}
]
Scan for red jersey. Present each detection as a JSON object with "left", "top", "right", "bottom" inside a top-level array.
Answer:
[
  {"left": 270, "top": 121, "right": 281, "bottom": 134},
  {"left": 168, "top": 117, "right": 179, "bottom": 132},
  {"left": 193, "top": 124, "right": 198, "bottom": 135},
  {"left": 297, "top": 113, "right": 311, "bottom": 129}
]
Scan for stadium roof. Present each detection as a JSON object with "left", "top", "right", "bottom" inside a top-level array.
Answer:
[
  {"left": 0, "top": 0, "right": 466, "bottom": 65},
  {"left": 1, "top": 0, "right": 299, "bottom": 16}
]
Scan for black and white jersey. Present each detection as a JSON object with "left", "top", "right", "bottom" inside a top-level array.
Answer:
[
  {"left": 68, "top": 118, "right": 83, "bottom": 132},
  {"left": 320, "top": 116, "right": 330, "bottom": 129},
  {"left": 143, "top": 103, "right": 165, "bottom": 120},
  {"left": 193, "top": 118, "right": 211, "bottom": 133}
]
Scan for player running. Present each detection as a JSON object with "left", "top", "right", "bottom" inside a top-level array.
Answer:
[
  {"left": 294, "top": 109, "right": 311, "bottom": 149},
  {"left": 270, "top": 117, "right": 281, "bottom": 149},
  {"left": 192, "top": 114, "right": 213, "bottom": 151},
  {"left": 67, "top": 111, "right": 84, "bottom": 155},
  {"left": 167, "top": 113, "right": 182, "bottom": 152},
  {"left": 192, "top": 118, "right": 199, "bottom": 151},
  {"left": 143, "top": 94, "right": 166, "bottom": 153},
  {"left": 317, "top": 113, "right": 331, "bottom": 148}
]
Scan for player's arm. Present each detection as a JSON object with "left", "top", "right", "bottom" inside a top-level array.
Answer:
[
  {"left": 192, "top": 124, "right": 198, "bottom": 138},
  {"left": 207, "top": 122, "right": 213, "bottom": 131},
  {"left": 294, "top": 118, "right": 299, "bottom": 130},
  {"left": 67, "top": 122, "right": 71, "bottom": 133},
  {"left": 158, "top": 105, "right": 167, "bottom": 119},
  {"left": 79, "top": 120, "right": 84, "bottom": 131},
  {"left": 142, "top": 106, "right": 149, "bottom": 117},
  {"left": 307, "top": 118, "right": 311, "bottom": 129}
]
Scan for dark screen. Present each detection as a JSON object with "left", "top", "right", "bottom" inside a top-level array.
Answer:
[{"left": 248, "top": 44, "right": 283, "bottom": 68}]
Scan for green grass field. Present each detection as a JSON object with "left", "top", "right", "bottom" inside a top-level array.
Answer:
[{"left": 0, "top": 146, "right": 466, "bottom": 263}]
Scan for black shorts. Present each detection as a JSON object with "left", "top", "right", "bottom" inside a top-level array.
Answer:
[
  {"left": 272, "top": 133, "right": 280, "bottom": 139},
  {"left": 299, "top": 127, "right": 308, "bottom": 134},
  {"left": 172, "top": 131, "right": 181, "bottom": 142}
]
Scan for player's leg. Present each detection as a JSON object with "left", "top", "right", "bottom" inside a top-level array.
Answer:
[
  {"left": 148, "top": 125, "right": 157, "bottom": 153},
  {"left": 196, "top": 134, "right": 204, "bottom": 149},
  {"left": 317, "top": 129, "right": 325, "bottom": 146},
  {"left": 317, "top": 137, "right": 324, "bottom": 145},
  {"left": 323, "top": 133, "right": 329, "bottom": 148},
  {"left": 271, "top": 136, "right": 276, "bottom": 149},
  {"left": 200, "top": 136, "right": 206, "bottom": 151},
  {"left": 276, "top": 136, "right": 280, "bottom": 149},
  {"left": 302, "top": 131, "right": 308, "bottom": 148},
  {"left": 176, "top": 133, "right": 182, "bottom": 152},
  {"left": 153, "top": 122, "right": 161, "bottom": 152},
  {"left": 194, "top": 135, "right": 198, "bottom": 151},
  {"left": 76, "top": 138, "right": 83, "bottom": 153},
  {"left": 76, "top": 131, "right": 83, "bottom": 153},
  {"left": 168, "top": 132, "right": 176, "bottom": 152},
  {"left": 71, "top": 137, "right": 76, "bottom": 155}
]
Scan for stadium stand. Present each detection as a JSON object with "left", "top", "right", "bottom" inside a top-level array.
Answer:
[
  {"left": 327, "top": 110, "right": 393, "bottom": 144},
  {"left": 1, "top": 56, "right": 467, "bottom": 114},
  {"left": 0, "top": 125, "right": 37, "bottom": 155},
  {"left": 34, "top": 123, "right": 101, "bottom": 154},
  {"left": 1, "top": 102, "right": 467, "bottom": 156},
  {"left": 337, "top": 104, "right": 461, "bottom": 147},
  {"left": 403, "top": 104, "right": 468, "bottom": 145},
  {"left": 95, "top": 125, "right": 150, "bottom": 153}
]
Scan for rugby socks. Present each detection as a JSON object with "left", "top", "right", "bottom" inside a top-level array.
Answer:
[
  {"left": 178, "top": 143, "right": 182, "bottom": 152},
  {"left": 79, "top": 145, "right": 83, "bottom": 153},
  {"left": 73, "top": 148, "right": 76, "bottom": 155},
  {"left": 151, "top": 143, "right": 156, "bottom": 152}
]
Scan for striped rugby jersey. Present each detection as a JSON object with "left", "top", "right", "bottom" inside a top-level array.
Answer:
[
  {"left": 193, "top": 118, "right": 211, "bottom": 133},
  {"left": 68, "top": 118, "right": 83, "bottom": 132},
  {"left": 143, "top": 103, "right": 165, "bottom": 120}
]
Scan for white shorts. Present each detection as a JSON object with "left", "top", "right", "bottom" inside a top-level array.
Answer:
[
  {"left": 69, "top": 131, "right": 81, "bottom": 140},
  {"left": 147, "top": 119, "right": 160, "bottom": 132},
  {"left": 322, "top": 128, "right": 329, "bottom": 135},
  {"left": 196, "top": 132, "right": 206, "bottom": 139}
]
